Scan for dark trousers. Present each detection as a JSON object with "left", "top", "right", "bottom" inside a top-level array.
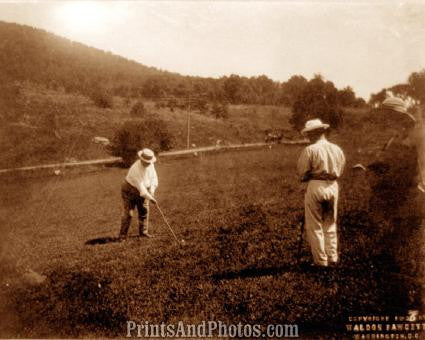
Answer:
[{"left": 119, "top": 181, "right": 149, "bottom": 237}]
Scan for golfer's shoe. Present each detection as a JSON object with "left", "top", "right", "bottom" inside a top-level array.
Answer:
[
  {"left": 140, "top": 232, "right": 154, "bottom": 238},
  {"left": 300, "top": 262, "right": 330, "bottom": 273}
]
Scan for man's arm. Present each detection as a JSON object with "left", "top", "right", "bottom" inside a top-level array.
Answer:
[
  {"left": 149, "top": 167, "right": 159, "bottom": 195},
  {"left": 339, "top": 148, "right": 346, "bottom": 176},
  {"left": 139, "top": 181, "right": 156, "bottom": 203},
  {"left": 297, "top": 148, "right": 311, "bottom": 182}
]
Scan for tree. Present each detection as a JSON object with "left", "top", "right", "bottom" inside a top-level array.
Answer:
[
  {"left": 353, "top": 97, "right": 367, "bottom": 108},
  {"left": 89, "top": 87, "right": 113, "bottom": 108},
  {"left": 280, "top": 75, "right": 308, "bottom": 106},
  {"left": 211, "top": 102, "right": 229, "bottom": 119},
  {"left": 368, "top": 89, "right": 387, "bottom": 107},
  {"left": 338, "top": 86, "right": 356, "bottom": 107},
  {"left": 141, "top": 77, "right": 165, "bottom": 99},
  {"left": 108, "top": 117, "right": 174, "bottom": 167},
  {"left": 222, "top": 75, "right": 243, "bottom": 104},
  {"left": 408, "top": 70, "right": 425, "bottom": 103},
  {"left": 289, "top": 75, "right": 343, "bottom": 131},
  {"left": 250, "top": 75, "right": 276, "bottom": 104},
  {"left": 368, "top": 69, "right": 425, "bottom": 109},
  {"left": 388, "top": 84, "right": 410, "bottom": 100}
]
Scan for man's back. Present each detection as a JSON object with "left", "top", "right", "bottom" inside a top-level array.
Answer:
[{"left": 297, "top": 137, "right": 346, "bottom": 180}]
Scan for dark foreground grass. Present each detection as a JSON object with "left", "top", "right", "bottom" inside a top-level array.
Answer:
[{"left": 1, "top": 125, "right": 424, "bottom": 337}]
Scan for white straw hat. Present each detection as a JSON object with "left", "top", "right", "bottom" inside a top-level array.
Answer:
[
  {"left": 137, "top": 148, "right": 156, "bottom": 163},
  {"left": 382, "top": 97, "right": 407, "bottom": 113},
  {"left": 301, "top": 119, "right": 329, "bottom": 135},
  {"left": 382, "top": 97, "right": 416, "bottom": 122}
]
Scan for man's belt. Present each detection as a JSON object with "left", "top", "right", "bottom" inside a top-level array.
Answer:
[
  {"left": 311, "top": 173, "right": 338, "bottom": 181},
  {"left": 302, "top": 172, "right": 338, "bottom": 182}
]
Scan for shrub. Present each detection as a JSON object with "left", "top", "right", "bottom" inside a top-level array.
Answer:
[
  {"left": 129, "top": 100, "right": 146, "bottom": 118},
  {"left": 166, "top": 98, "right": 178, "bottom": 112},
  {"left": 191, "top": 97, "right": 208, "bottom": 113},
  {"left": 211, "top": 102, "right": 229, "bottom": 119},
  {"left": 108, "top": 116, "right": 174, "bottom": 167},
  {"left": 154, "top": 100, "right": 167, "bottom": 110},
  {"left": 289, "top": 76, "right": 343, "bottom": 131},
  {"left": 90, "top": 88, "right": 113, "bottom": 108}
]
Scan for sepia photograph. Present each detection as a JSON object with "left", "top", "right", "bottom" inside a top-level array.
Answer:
[{"left": 0, "top": 0, "right": 425, "bottom": 338}]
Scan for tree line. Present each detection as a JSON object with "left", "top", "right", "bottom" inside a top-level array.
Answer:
[
  {"left": 369, "top": 70, "right": 425, "bottom": 108},
  {"left": 0, "top": 21, "right": 365, "bottom": 109}
]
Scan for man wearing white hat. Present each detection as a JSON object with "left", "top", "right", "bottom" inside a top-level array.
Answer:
[
  {"left": 367, "top": 97, "right": 424, "bottom": 219},
  {"left": 119, "top": 148, "right": 158, "bottom": 239},
  {"left": 297, "top": 119, "right": 346, "bottom": 267},
  {"left": 381, "top": 96, "right": 423, "bottom": 188}
]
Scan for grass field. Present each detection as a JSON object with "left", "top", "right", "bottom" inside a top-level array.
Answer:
[{"left": 1, "top": 120, "right": 424, "bottom": 338}]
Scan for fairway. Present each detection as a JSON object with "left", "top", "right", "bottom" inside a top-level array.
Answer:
[
  {"left": 1, "top": 145, "right": 301, "bottom": 271},
  {"left": 0, "top": 143, "right": 423, "bottom": 337}
]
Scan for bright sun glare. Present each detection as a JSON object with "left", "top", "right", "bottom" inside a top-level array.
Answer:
[{"left": 55, "top": 1, "right": 108, "bottom": 35}]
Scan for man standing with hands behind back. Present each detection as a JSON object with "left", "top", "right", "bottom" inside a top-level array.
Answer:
[
  {"left": 119, "top": 148, "right": 158, "bottom": 240},
  {"left": 297, "top": 119, "right": 346, "bottom": 268}
]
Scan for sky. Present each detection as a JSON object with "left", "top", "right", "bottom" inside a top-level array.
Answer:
[{"left": 0, "top": 1, "right": 424, "bottom": 100}]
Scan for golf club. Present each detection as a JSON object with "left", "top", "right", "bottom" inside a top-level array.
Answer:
[
  {"left": 297, "top": 216, "right": 305, "bottom": 265},
  {"left": 155, "top": 202, "right": 185, "bottom": 246}
]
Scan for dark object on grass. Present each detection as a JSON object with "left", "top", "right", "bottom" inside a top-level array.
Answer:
[
  {"left": 367, "top": 161, "right": 390, "bottom": 174},
  {"left": 84, "top": 235, "right": 141, "bottom": 245},
  {"left": 85, "top": 237, "right": 121, "bottom": 245}
]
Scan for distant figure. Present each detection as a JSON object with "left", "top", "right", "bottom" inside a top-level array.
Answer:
[
  {"left": 297, "top": 119, "right": 346, "bottom": 268},
  {"left": 119, "top": 148, "right": 158, "bottom": 239},
  {"left": 264, "top": 129, "right": 284, "bottom": 144}
]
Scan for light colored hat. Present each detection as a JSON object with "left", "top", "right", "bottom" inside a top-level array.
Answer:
[
  {"left": 382, "top": 97, "right": 416, "bottom": 122},
  {"left": 382, "top": 97, "right": 407, "bottom": 113},
  {"left": 137, "top": 148, "right": 156, "bottom": 163},
  {"left": 301, "top": 119, "right": 329, "bottom": 135}
]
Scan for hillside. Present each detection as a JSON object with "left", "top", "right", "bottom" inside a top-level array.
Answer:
[
  {"left": 0, "top": 21, "right": 370, "bottom": 169},
  {"left": 0, "top": 21, "right": 171, "bottom": 94},
  {"left": 0, "top": 82, "right": 295, "bottom": 169},
  {"left": 0, "top": 21, "right": 367, "bottom": 105}
]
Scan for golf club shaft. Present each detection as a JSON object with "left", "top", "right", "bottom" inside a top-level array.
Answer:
[
  {"left": 155, "top": 203, "right": 179, "bottom": 243},
  {"left": 297, "top": 217, "right": 304, "bottom": 263}
]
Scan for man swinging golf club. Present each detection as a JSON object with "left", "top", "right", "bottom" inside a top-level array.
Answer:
[
  {"left": 297, "top": 119, "right": 346, "bottom": 268},
  {"left": 119, "top": 148, "right": 158, "bottom": 239}
]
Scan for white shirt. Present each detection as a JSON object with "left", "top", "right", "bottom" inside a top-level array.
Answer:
[
  {"left": 297, "top": 136, "right": 346, "bottom": 181},
  {"left": 126, "top": 160, "right": 158, "bottom": 198}
]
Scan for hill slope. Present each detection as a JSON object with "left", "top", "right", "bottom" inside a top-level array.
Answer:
[
  {"left": 0, "top": 82, "right": 295, "bottom": 169},
  {"left": 0, "top": 21, "right": 175, "bottom": 94},
  {"left": 0, "top": 21, "right": 368, "bottom": 169}
]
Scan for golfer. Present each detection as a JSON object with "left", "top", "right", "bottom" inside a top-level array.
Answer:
[
  {"left": 297, "top": 119, "right": 346, "bottom": 268},
  {"left": 119, "top": 148, "right": 158, "bottom": 239}
]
